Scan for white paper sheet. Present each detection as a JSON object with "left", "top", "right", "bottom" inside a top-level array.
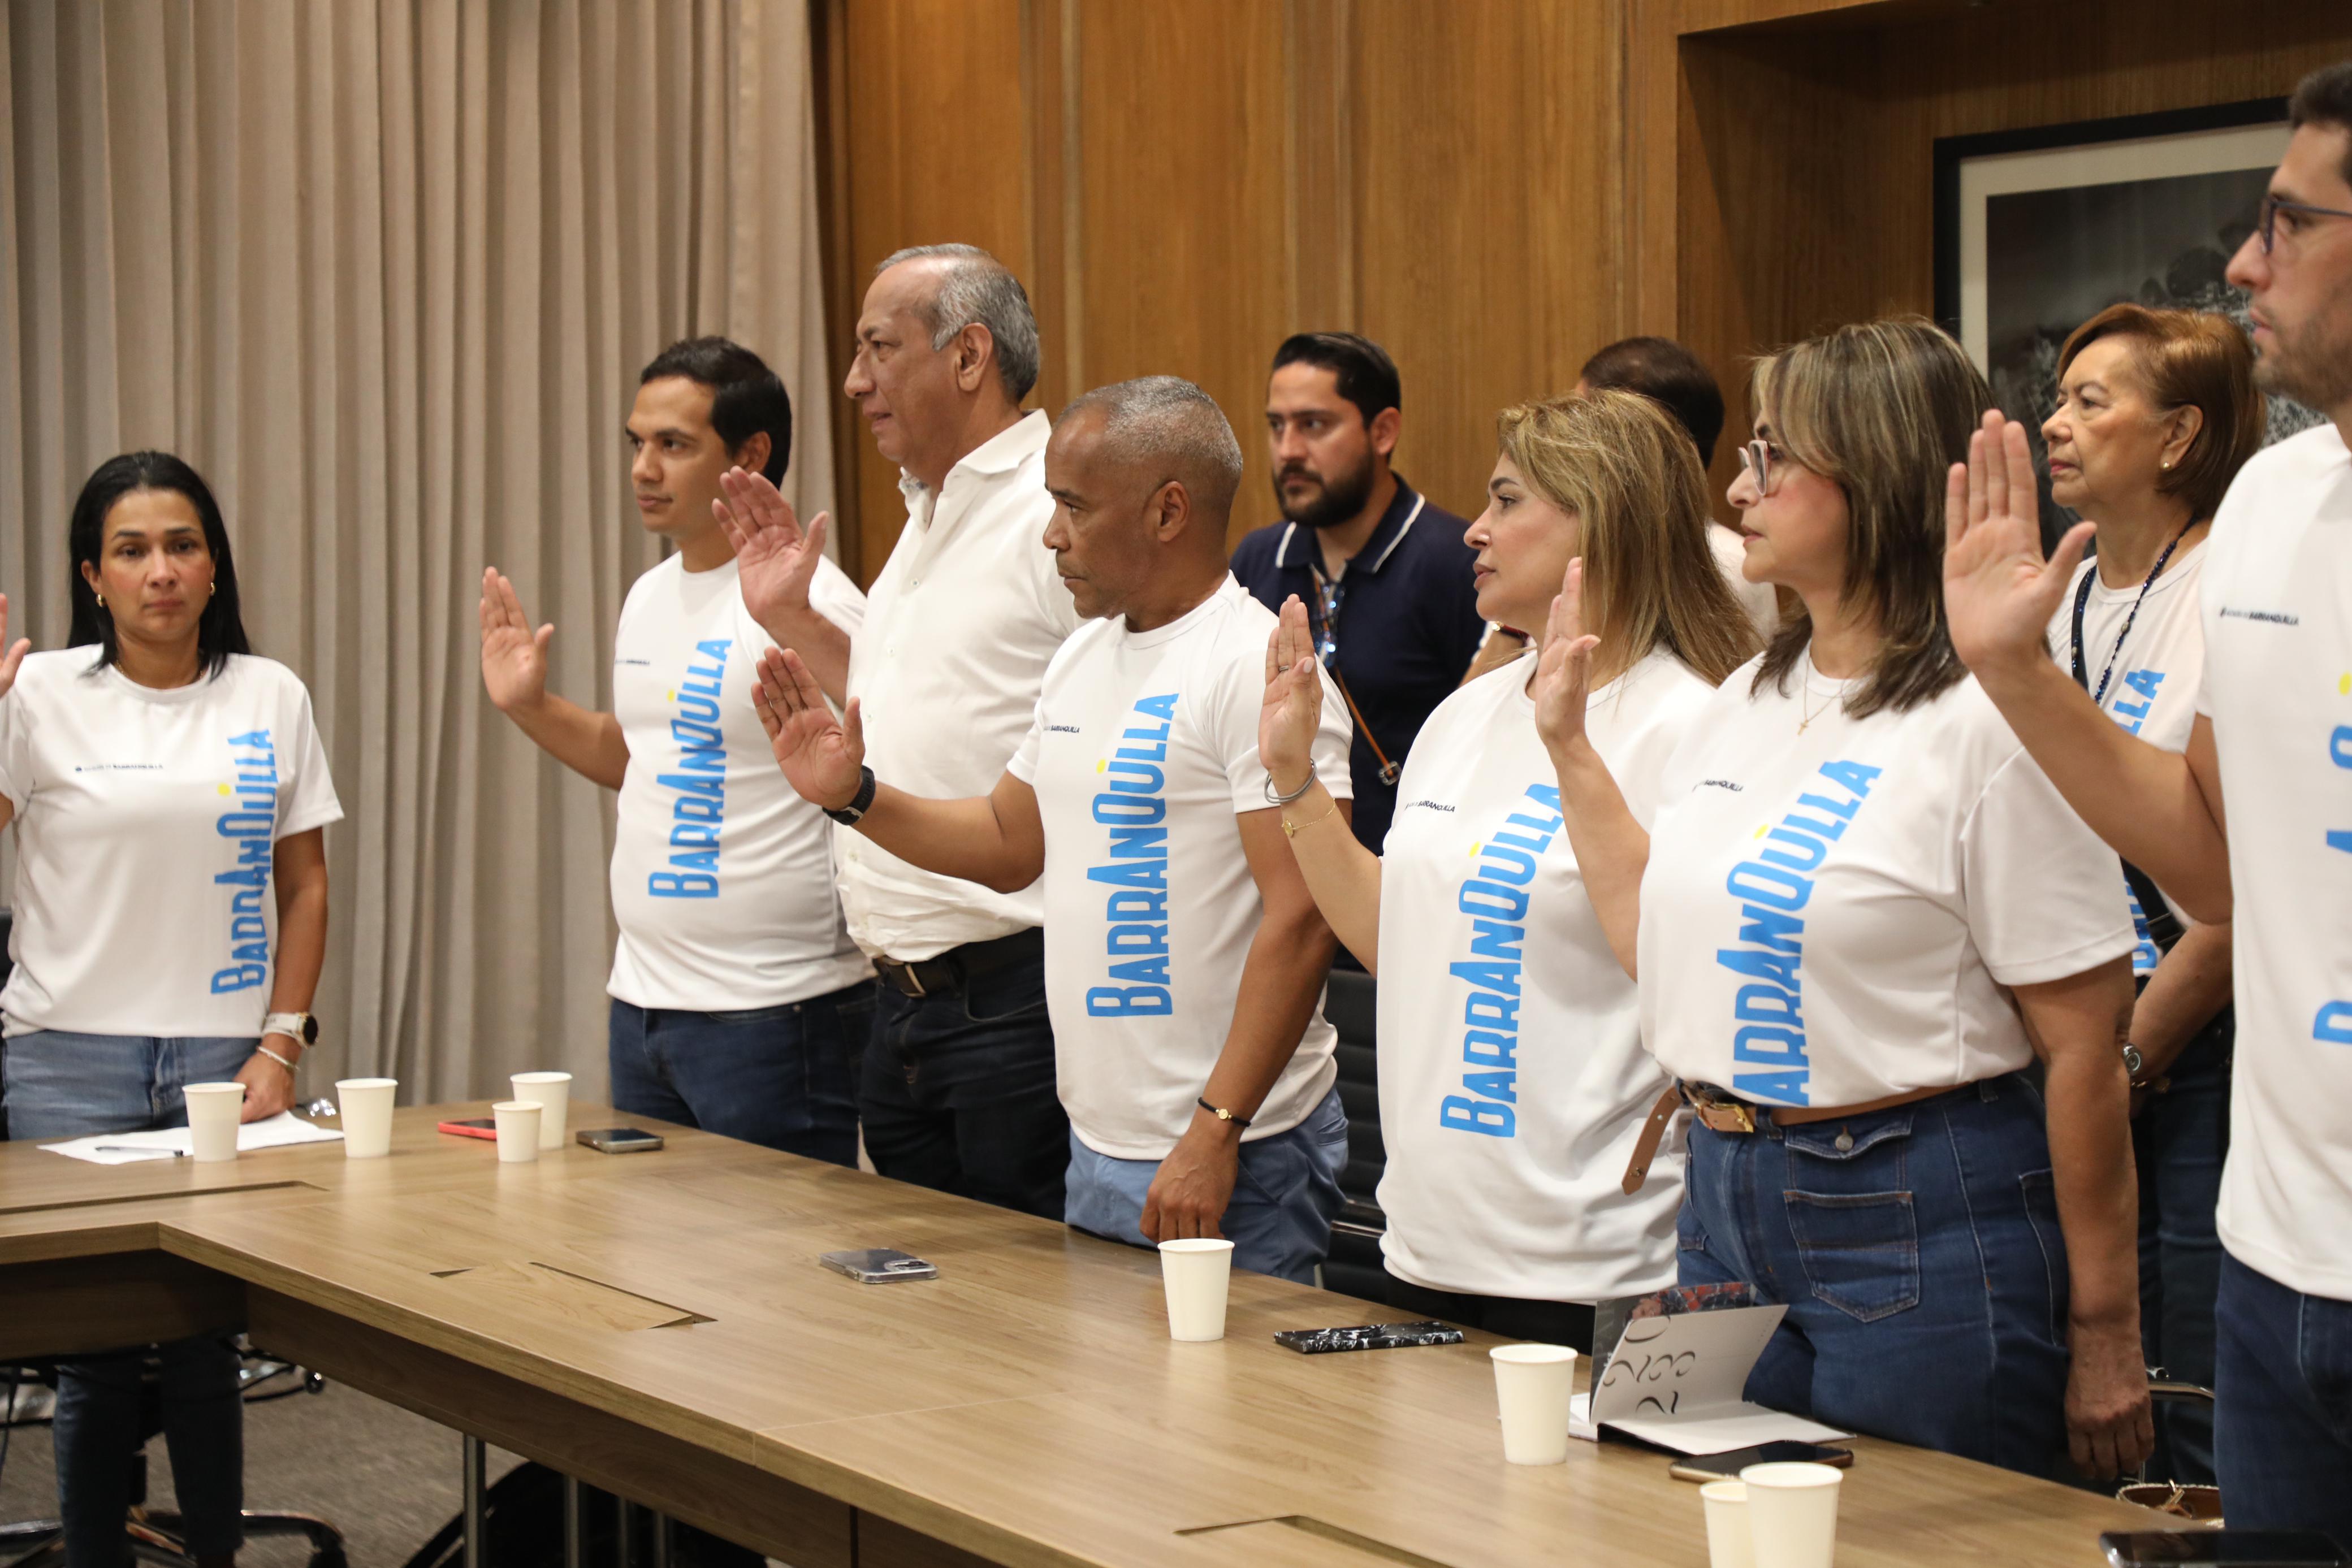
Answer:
[
  {"left": 41, "top": 1111, "right": 344, "bottom": 1164},
  {"left": 1568, "top": 1303, "right": 1851, "bottom": 1454}
]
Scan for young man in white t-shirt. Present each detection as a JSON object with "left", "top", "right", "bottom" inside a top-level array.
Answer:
[
  {"left": 756, "top": 377, "right": 1355, "bottom": 1283},
  {"left": 1947, "top": 63, "right": 2352, "bottom": 1539},
  {"left": 481, "top": 338, "right": 872, "bottom": 1162}
]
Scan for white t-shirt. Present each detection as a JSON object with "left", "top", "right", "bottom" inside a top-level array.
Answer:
[
  {"left": 0, "top": 651, "right": 342, "bottom": 1038},
  {"left": 1709, "top": 521, "right": 1780, "bottom": 638},
  {"left": 2196, "top": 423, "right": 2352, "bottom": 1302},
  {"left": 608, "top": 553, "right": 873, "bottom": 1011},
  {"left": 1640, "top": 653, "right": 2135, "bottom": 1107},
  {"left": 1007, "top": 575, "right": 1352, "bottom": 1160},
  {"left": 2046, "top": 542, "right": 2209, "bottom": 976},
  {"left": 1375, "top": 649, "right": 1711, "bottom": 1302},
  {"left": 842, "top": 412, "right": 1086, "bottom": 961}
]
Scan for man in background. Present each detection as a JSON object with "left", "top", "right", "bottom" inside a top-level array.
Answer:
[
  {"left": 727, "top": 243, "right": 1080, "bottom": 1220},
  {"left": 1230, "top": 332, "right": 1481, "bottom": 854},
  {"left": 480, "top": 337, "right": 873, "bottom": 1160}
]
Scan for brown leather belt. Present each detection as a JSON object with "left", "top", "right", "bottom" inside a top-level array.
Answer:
[
  {"left": 871, "top": 925, "right": 1044, "bottom": 999},
  {"left": 1619, "top": 1079, "right": 1975, "bottom": 1195}
]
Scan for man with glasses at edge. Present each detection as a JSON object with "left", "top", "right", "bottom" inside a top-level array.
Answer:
[
  {"left": 1944, "top": 60, "right": 2352, "bottom": 1541},
  {"left": 1231, "top": 333, "right": 1483, "bottom": 859}
]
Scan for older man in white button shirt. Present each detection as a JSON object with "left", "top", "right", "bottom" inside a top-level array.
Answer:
[{"left": 729, "top": 244, "right": 1082, "bottom": 1219}]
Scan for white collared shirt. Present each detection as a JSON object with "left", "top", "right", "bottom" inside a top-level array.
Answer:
[{"left": 841, "top": 410, "right": 1086, "bottom": 960}]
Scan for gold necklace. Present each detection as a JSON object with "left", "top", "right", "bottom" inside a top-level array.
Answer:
[{"left": 1797, "top": 674, "right": 1840, "bottom": 734}]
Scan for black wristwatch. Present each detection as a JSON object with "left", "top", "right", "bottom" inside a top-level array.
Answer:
[{"left": 825, "top": 766, "right": 877, "bottom": 827}]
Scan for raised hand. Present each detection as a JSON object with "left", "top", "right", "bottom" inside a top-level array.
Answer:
[
  {"left": 1530, "top": 558, "right": 1599, "bottom": 760},
  {"left": 751, "top": 646, "right": 866, "bottom": 810},
  {"left": 0, "top": 594, "right": 31, "bottom": 701},
  {"left": 1258, "top": 595, "right": 1325, "bottom": 792},
  {"left": 1944, "top": 410, "right": 2091, "bottom": 675},
  {"left": 479, "top": 568, "right": 553, "bottom": 714},
  {"left": 716, "top": 467, "right": 829, "bottom": 636}
]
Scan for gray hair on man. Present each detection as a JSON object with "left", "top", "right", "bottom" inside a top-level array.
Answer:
[
  {"left": 1062, "top": 376, "right": 1246, "bottom": 526},
  {"left": 875, "top": 243, "right": 1041, "bottom": 403}
]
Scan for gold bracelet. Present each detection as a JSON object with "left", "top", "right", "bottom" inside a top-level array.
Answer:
[{"left": 1281, "top": 798, "right": 1340, "bottom": 839}]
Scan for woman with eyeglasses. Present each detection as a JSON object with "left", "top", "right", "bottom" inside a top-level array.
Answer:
[
  {"left": 2035, "top": 303, "right": 2264, "bottom": 1485},
  {"left": 1, "top": 452, "right": 340, "bottom": 1568},
  {"left": 1258, "top": 389, "right": 1758, "bottom": 1348},
  {"left": 1533, "top": 318, "right": 2152, "bottom": 1478}
]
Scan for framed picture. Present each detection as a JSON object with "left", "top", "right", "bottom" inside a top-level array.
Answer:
[{"left": 1934, "top": 100, "right": 2324, "bottom": 545}]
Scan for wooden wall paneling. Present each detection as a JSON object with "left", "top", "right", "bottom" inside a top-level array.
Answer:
[
  {"left": 1284, "top": 0, "right": 1356, "bottom": 334},
  {"left": 837, "top": 0, "right": 1031, "bottom": 583},
  {"left": 1352, "top": 0, "right": 1631, "bottom": 528},
  {"left": 1071, "top": 0, "right": 1292, "bottom": 549},
  {"left": 810, "top": 0, "right": 862, "bottom": 582}
]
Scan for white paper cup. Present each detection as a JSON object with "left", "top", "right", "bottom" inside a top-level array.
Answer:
[
  {"left": 335, "top": 1078, "right": 397, "bottom": 1159},
  {"left": 1739, "top": 1461, "right": 1843, "bottom": 1568},
  {"left": 492, "top": 1100, "right": 542, "bottom": 1163},
  {"left": 1489, "top": 1344, "right": 1578, "bottom": 1465},
  {"left": 1157, "top": 1238, "right": 1235, "bottom": 1341},
  {"left": 1701, "top": 1480, "right": 1756, "bottom": 1568},
  {"left": 183, "top": 1081, "right": 247, "bottom": 1163},
  {"left": 510, "top": 1071, "right": 572, "bottom": 1149}
]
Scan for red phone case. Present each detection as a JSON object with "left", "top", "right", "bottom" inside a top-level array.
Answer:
[{"left": 436, "top": 1118, "right": 500, "bottom": 1141}]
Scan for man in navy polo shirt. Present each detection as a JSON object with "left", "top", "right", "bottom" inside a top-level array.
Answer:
[{"left": 1230, "top": 332, "right": 1481, "bottom": 852}]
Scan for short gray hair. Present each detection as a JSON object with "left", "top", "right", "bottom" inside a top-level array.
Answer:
[
  {"left": 1061, "top": 376, "right": 1245, "bottom": 523},
  {"left": 875, "top": 244, "right": 1041, "bottom": 402}
]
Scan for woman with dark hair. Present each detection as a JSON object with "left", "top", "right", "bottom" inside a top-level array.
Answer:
[
  {"left": 2038, "top": 304, "right": 2264, "bottom": 1485},
  {"left": 1532, "top": 319, "right": 2153, "bottom": 1479},
  {"left": 1, "top": 451, "right": 340, "bottom": 1568}
]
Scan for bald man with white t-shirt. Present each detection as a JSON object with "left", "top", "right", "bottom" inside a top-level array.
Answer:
[{"left": 755, "top": 378, "right": 1355, "bottom": 1283}]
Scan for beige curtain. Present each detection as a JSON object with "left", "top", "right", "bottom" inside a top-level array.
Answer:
[{"left": 0, "top": 0, "right": 836, "bottom": 1103}]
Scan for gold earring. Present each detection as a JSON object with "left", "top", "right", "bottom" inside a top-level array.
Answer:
[
  {"left": 94, "top": 592, "right": 103, "bottom": 609},
  {"left": 209, "top": 583, "right": 217, "bottom": 600}
]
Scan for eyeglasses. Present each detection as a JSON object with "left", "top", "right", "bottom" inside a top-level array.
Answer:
[
  {"left": 1311, "top": 571, "right": 1346, "bottom": 668},
  {"left": 1736, "top": 438, "right": 1782, "bottom": 496},
  {"left": 2257, "top": 193, "right": 2352, "bottom": 255}
]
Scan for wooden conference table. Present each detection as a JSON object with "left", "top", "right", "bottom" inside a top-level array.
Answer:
[{"left": 1, "top": 1103, "right": 2167, "bottom": 1568}]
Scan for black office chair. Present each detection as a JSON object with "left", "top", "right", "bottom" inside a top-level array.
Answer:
[
  {"left": 1, "top": 1350, "right": 348, "bottom": 1567},
  {"left": 1321, "top": 969, "right": 1390, "bottom": 1305}
]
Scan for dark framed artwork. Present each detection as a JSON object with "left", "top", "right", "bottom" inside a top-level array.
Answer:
[{"left": 1934, "top": 100, "right": 2323, "bottom": 547}]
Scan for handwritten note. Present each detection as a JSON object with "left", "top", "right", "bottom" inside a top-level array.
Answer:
[{"left": 1568, "top": 1303, "right": 1849, "bottom": 1454}]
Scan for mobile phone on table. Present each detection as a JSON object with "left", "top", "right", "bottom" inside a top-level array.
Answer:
[
  {"left": 2100, "top": 1532, "right": 2352, "bottom": 1567},
  {"left": 819, "top": 1248, "right": 938, "bottom": 1283},
  {"left": 1272, "top": 1321, "right": 1465, "bottom": 1354},
  {"left": 436, "top": 1117, "right": 498, "bottom": 1141},
  {"left": 1666, "top": 1441, "right": 1854, "bottom": 1482},
  {"left": 576, "top": 1127, "right": 665, "bottom": 1153}
]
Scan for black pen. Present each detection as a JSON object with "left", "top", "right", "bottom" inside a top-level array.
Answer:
[{"left": 92, "top": 1145, "right": 187, "bottom": 1158}]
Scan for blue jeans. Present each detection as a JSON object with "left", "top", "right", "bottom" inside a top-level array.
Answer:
[
  {"left": 1677, "top": 1075, "right": 2072, "bottom": 1478},
  {"left": 1063, "top": 1088, "right": 1348, "bottom": 1285},
  {"left": 3, "top": 1030, "right": 251, "bottom": 1565},
  {"left": 859, "top": 950, "right": 1068, "bottom": 1220},
  {"left": 2215, "top": 1250, "right": 2352, "bottom": 1546},
  {"left": 607, "top": 981, "right": 872, "bottom": 1166},
  {"left": 2135, "top": 1013, "right": 2231, "bottom": 1484}
]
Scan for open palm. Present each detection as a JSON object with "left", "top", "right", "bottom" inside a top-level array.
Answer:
[
  {"left": 1258, "top": 595, "right": 1325, "bottom": 789},
  {"left": 0, "top": 594, "right": 31, "bottom": 701},
  {"left": 1530, "top": 558, "right": 1598, "bottom": 757},
  {"left": 717, "top": 467, "right": 828, "bottom": 633},
  {"left": 1943, "top": 412, "right": 2092, "bottom": 673},
  {"left": 751, "top": 647, "right": 864, "bottom": 809},
  {"left": 478, "top": 568, "right": 551, "bottom": 713}
]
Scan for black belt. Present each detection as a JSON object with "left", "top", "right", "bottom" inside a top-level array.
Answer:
[{"left": 872, "top": 926, "right": 1043, "bottom": 999}]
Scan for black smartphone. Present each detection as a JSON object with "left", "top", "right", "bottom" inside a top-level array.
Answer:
[
  {"left": 575, "top": 1127, "right": 665, "bottom": 1153},
  {"left": 2100, "top": 1532, "right": 2351, "bottom": 1567},
  {"left": 1666, "top": 1441, "right": 1854, "bottom": 1482},
  {"left": 1272, "top": 1320, "right": 1465, "bottom": 1354}
]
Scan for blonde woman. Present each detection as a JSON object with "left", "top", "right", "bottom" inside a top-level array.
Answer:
[
  {"left": 1535, "top": 318, "right": 2151, "bottom": 1477},
  {"left": 1257, "top": 389, "right": 1757, "bottom": 1348}
]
